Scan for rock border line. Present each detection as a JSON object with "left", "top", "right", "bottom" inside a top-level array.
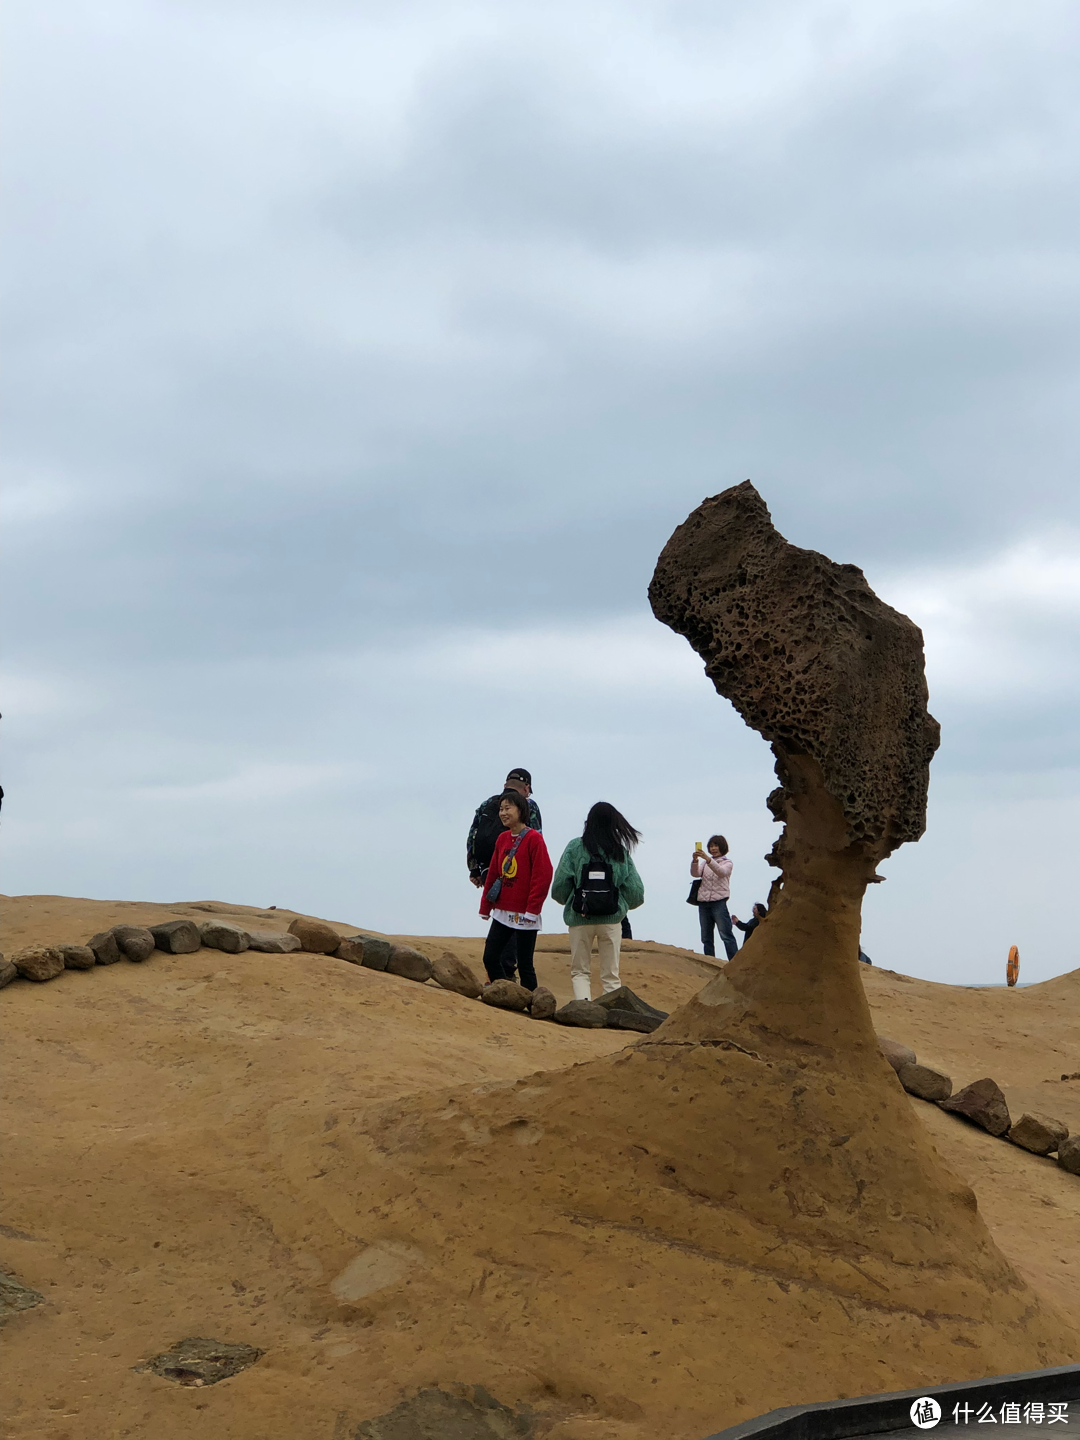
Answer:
[
  {"left": 2, "top": 922, "right": 1074, "bottom": 1176},
  {"left": 877, "top": 1035, "right": 1078, "bottom": 1177},
  {"left": 0, "top": 916, "right": 669, "bottom": 1036}
]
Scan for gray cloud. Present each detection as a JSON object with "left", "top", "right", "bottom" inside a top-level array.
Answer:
[{"left": 3, "top": 0, "right": 1079, "bottom": 981}]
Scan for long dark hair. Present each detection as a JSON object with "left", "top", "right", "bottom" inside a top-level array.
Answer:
[{"left": 582, "top": 802, "right": 640, "bottom": 863}]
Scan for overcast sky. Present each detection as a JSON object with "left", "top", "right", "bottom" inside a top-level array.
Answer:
[{"left": 4, "top": 0, "right": 1078, "bottom": 985}]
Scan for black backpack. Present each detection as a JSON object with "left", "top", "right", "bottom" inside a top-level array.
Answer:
[{"left": 572, "top": 854, "right": 621, "bottom": 918}]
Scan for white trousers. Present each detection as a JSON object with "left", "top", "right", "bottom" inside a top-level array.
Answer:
[{"left": 569, "top": 923, "right": 623, "bottom": 1001}]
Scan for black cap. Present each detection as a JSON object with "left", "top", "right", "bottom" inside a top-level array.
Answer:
[{"left": 505, "top": 768, "right": 531, "bottom": 785}]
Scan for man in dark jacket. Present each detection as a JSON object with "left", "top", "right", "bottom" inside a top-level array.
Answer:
[{"left": 467, "top": 768, "right": 543, "bottom": 888}]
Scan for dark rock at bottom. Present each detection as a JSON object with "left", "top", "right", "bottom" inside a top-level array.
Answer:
[
  {"left": 0, "top": 1271, "right": 46, "bottom": 1321},
  {"left": 554, "top": 999, "right": 607, "bottom": 1028},
  {"left": 354, "top": 1384, "right": 533, "bottom": 1439},
  {"left": 605, "top": 1009, "right": 663, "bottom": 1033},
  {"left": 134, "top": 1337, "right": 263, "bottom": 1387}
]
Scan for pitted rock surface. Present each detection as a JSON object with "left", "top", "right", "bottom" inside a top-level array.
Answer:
[
  {"left": 111, "top": 925, "right": 156, "bottom": 962},
  {"left": 649, "top": 481, "right": 939, "bottom": 860},
  {"left": 149, "top": 919, "right": 201, "bottom": 954},
  {"left": 287, "top": 916, "right": 341, "bottom": 954},
  {"left": 941, "top": 1077, "right": 1011, "bottom": 1136},
  {"left": 198, "top": 921, "right": 251, "bottom": 954},
  {"left": 135, "top": 1337, "right": 263, "bottom": 1386},
  {"left": 87, "top": 931, "right": 122, "bottom": 965},
  {"left": 12, "top": 946, "right": 65, "bottom": 983},
  {"left": 0, "top": 1272, "right": 46, "bottom": 1323},
  {"left": 59, "top": 944, "right": 97, "bottom": 971},
  {"left": 246, "top": 930, "right": 301, "bottom": 953},
  {"left": 431, "top": 951, "right": 484, "bottom": 998}
]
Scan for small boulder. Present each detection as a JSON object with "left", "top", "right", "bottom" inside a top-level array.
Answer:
[
  {"left": 286, "top": 917, "right": 341, "bottom": 955},
  {"left": 111, "top": 925, "right": 156, "bottom": 962},
  {"left": 593, "top": 986, "right": 668, "bottom": 1020},
  {"left": 12, "top": 946, "right": 65, "bottom": 983},
  {"left": 431, "top": 952, "right": 483, "bottom": 999},
  {"left": 359, "top": 937, "right": 392, "bottom": 971},
  {"left": 940, "top": 1077, "right": 1011, "bottom": 1136},
  {"left": 878, "top": 1036, "right": 917, "bottom": 1073},
  {"left": 1008, "top": 1112, "right": 1069, "bottom": 1156},
  {"left": 529, "top": 986, "right": 557, "bottom": 1020},
  {"left": 481, "top": 979, "right": 532, "bottom": 1012},
  {"left": 88, "top": 931, "right": 122, "bottom": 966},
  {"left": 246, "top": 930, "right": 302, "bottom": 954},
  {"left": 1057, "top": 1135, "right": 1080, "bottom": 1176},
  {"left": 898, "top": 1062, "right": 953, "bottom": 1102},
  {"left": 149, "top": 920, "right": 201, "bottom": 954},
  {"left": 0, "top": 1271, "right": 46, "bottom": 1321},
  {"left": 59, "top": 945, "right": 96, "bottom": 971},
  {"left": 606, "top": 1009, "right": 663, "bottom": 1033},
  {"left": 386, "top": 945, "right": 433, "bottom": 983},
  {"left": 334, "top": 937, "right": 366, "bottom": 965},
  {"left": 135, "top": 1336, "right": 263, "bottom": 1386},
  {"left": 0, "top": 960, "right": 19, "bottom": 989},
  {"left": 554, "top": 999, "right": 608, "bottom": 1029},
  {"left": 198, "top": 921, "right": 251, "bottom": 954}
]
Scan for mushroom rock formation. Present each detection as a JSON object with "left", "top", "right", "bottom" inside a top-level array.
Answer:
[
  {"left": 645, "top": 478, "right": 942, "bottom": 1050},
  {"left": 273, "top": 486, "right": 1075, "bottom": 1440}
]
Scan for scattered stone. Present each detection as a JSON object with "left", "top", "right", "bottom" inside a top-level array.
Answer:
[
  {"left": 149, "top": 920, "right": 201, "bottom": 954},
  {"left": 87, "top": 931, "right": 122, "bottom": 966},
  {"left": 529, "top": 986, "right": 557, "bottom": 1020},
  {"left": 554, "top": 999, "right": 608, "bottom": 1029},
  {"left": 286, "top": 916, "right": 341, "bottom": 954},
  {"left": 1058, "top": 1135, "right": 1080, "bottom": 1176},
  {"left": 59, "top": 944, "right": 96, "bottom": 971},
  {"left": 198, "top": 921, "right": 251, "bottom": 954},
  {"left": 1008, "top": 1113, "right": 1069, "bottom": 1156},
  {"left": 481, "top": 980, "right": 532, "bottom": 1012},
  {"left": 334, "top": 937, "right": 367, "bottom": 965},
  {"left": 111, "top": 925, "right": 157, "bottom": 962},
  {"left": 606, "top": 1009, "right": 663, "bottom": 1033},
  {"left": 940, "top": 1077, "right": 1011, "bottom": 1136},
  {"left": 359, "top": 937, "right": 392, "bottom": 972},
  {"left": 246, "top": 930, "right": 302, "bottom": 954},
  {"left": 135, "top": 1336, "right": 263, "bottom": 1387},
  {"left": 431, "top": 951, "right": 483, "bottom": 999},
  {"left": 593, "top": 986, "right": 669, "bottom": 1020},
  {"left": 11, "top": 946, "right": 65, "bottom": 983},
  {"left": 0, "top": 1272, "right": 46, "bottom": 1323},
  {"left": 353, "top": 1384, "right": 533, "bottom": 1439},
  {"left": 0, "top": 960, "right": 17, "bottom": 989},
  {"left": 898, "top": 1062, "right": 953, "bottom": 1102},
  {"left": 386, "top": 945, "right": 433, "bottom": 983},
  {"left": 878, "top": 1036, "right": 917, "bottom": 1073}
]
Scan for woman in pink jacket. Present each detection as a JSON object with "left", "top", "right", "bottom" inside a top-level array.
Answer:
[{"left": 691, "top": 834, "right": 738, "bottom": 960}]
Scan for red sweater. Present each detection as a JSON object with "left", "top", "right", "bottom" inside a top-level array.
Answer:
[{"left": 480, "top": 828, "right": 553, "bottom": 919}]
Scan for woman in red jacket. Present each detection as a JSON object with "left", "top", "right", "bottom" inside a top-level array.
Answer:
[{"left": 479, "top": 789, "right": 553, "bottom": 989}]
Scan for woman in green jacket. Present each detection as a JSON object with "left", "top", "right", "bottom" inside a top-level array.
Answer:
[{"left": 551, "top": 802, "right": 645, "bottom": 1001}]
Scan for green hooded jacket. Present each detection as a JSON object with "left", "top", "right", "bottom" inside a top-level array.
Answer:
[{"left": 550, "top": 837, "right": 645, "bottom": 928}]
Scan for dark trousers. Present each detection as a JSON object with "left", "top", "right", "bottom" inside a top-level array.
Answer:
[
  {"left": 482, "top": 920, "right": 538, "bottom": 989},
  {"left": 699, "top": 898, "right": 738, "bottom": 960}
]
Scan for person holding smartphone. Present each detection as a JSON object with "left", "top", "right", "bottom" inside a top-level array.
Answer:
[{"left": 691, "top": 835, "right": 738, "bottom": 960}]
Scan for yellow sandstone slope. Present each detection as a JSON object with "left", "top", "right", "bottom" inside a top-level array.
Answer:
[{"left": 1, "top": 893, "right": 1076, "bottom": 1440}]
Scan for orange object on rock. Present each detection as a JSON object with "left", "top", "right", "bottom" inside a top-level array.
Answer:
[{"left": 1006, "top": 944, "right": 1020, "bottom": 987}]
